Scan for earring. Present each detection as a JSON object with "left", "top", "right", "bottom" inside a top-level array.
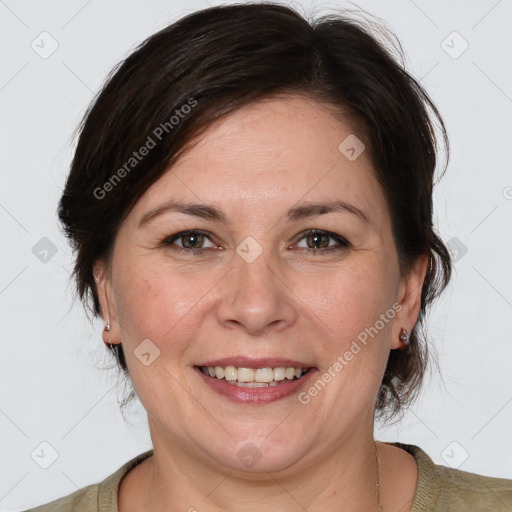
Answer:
[
  {"left": 398, "top": 327, "right": 410, "bottom": 350},
  {"left": 104, "top": 311, "right": 111, "bottom": 332}
]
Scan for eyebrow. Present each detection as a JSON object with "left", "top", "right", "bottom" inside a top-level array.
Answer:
[{"left": 138, "top": 199, "right": 370, "bottom": 227}]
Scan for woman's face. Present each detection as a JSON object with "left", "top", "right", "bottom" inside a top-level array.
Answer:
[{"left": 97, "top": 95, "right": 426, "bottom": 474}]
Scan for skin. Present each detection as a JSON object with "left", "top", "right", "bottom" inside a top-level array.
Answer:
[{"left": 95, "top": 95, "right": 427, "bottom": 512}]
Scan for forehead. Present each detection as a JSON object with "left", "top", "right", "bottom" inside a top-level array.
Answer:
[{"left": 130, "top": 95, "right": 388, "bottom": 227}]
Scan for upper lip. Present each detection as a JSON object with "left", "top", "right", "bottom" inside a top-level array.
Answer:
[{"left": 196, "top": 356, "right": 314, "bottom": 369}]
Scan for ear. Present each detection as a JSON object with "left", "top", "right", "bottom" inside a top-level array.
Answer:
[
  {"left": 93, "top": 260, "right": 121, "bottom": 346},
  {"left": 391, "top": 254, "right": 430, "bottom": 349}
]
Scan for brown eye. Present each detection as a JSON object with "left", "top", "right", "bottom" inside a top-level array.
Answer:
[
  {"left": 162, "top": 230, "right": 216, "bottom": 252},
  {"left": 295, "top": 229, "right": 350, "bottom": 252},
  {"left": 181, "top": 232, "right": 205, "bottom": 249},
  {"left": 305, "top": 232, "right": 330, "bottom": 249}
]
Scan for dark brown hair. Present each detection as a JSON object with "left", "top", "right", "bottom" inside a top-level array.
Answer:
[{"left": 58, "top": 2, "right": 451, "bottom": 422}]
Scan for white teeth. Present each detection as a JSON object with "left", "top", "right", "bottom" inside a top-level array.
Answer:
[
  {"left": 224, "top": 366, "right": 238, "bottom": 381},
  {"left": 237, "top": 367, "right": 254, "bottom": 382},
  {"left": 236, "top": 381, "right": 268, "bottom": 388},
  {"left": 199, "top": 365, "right": 309, "bottom": 385},
  {"left": 255, "top": 367, "right": 274, "bottom": 383},
  {"left": 273, "top": 367, "right": 286, "bottom": 381}
]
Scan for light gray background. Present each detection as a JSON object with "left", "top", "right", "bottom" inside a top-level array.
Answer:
[{"left": 1, "top": 0, "right": 511, "bottom": 510}]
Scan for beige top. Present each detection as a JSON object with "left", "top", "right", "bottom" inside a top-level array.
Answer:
[{"left": 24, "top": 442, "right": 512, "bottom": 511}]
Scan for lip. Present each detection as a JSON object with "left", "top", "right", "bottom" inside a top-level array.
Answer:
[
  {"left": 194, "top": 366, "right": 318, "bottom": 404},
  {"left": 196, "top": 356, "right": 313, "bottom": 369}
]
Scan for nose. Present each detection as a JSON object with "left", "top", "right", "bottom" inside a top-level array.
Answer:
[{"left": 216, "top": 247, "right": 298, "bottom": 337}]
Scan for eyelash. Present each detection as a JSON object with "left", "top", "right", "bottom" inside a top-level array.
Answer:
[{"left": 160, "top": 229, "right": 350, "bottom": 255}]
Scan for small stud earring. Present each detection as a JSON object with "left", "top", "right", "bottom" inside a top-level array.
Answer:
[
  {"left": 398, "top": 327, "right": 410, "bottom": 350},
  {"left": 104, "top": 311, "right": 111, "bottom": 332}
]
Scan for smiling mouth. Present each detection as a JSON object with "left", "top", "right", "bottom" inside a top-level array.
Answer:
[{"left": 197, "top": 365, "right": 312, "bottom": 388}]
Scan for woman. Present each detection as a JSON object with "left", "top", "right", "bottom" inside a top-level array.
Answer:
[{"left": 26, "top": 2, "right": 512, "bottom": 511}]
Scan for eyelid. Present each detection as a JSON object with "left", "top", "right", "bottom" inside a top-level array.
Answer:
[
  {"left": 292, "top": 229, "right": 350, "bottom": 250},
  {"left": 161, "top": 229, "right": 218, "bottom": 250},
  {"left": 161, "top": 228, "right": 350, "bottom": 253}
]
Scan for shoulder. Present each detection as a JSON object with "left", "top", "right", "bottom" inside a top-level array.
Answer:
[
  {"left": 398, "top": 443, "right": 512, "bottom": 512},
  {"left": 434, "top": 463, "right": 512, "bottom": 510},
  {"left": 22, "top": 450, "right": 154, "bottom": 512},
  {"left": 23, "top": 484, "right": 99, "bottom": 512}
]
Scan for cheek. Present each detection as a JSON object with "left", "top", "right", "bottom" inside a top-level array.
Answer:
[
  {"left": 287, "top": 259, "right": 398, "bottom": 429},
  {"left": 112, "top": 258, "right": 218, "bottom": 354},
  {"left": 111, "top": 262, "right": 204, "bottom": 411},
  {"left": 298, "top": 258, "right": 396, "bottom": 343},
  {"left": 115, "top": 252, "right": 397, "bottom": 347}
]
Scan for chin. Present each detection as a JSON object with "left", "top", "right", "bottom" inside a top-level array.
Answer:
[{"left": 210, "top": 435, "right": 307, "bottom": 475}]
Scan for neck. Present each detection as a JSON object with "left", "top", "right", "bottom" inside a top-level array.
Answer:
[{"left": 124, "top": 419, "right": 384, "bottom": 512}]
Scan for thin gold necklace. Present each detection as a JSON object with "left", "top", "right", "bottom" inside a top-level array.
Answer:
[{"left": 374, "top": 441, "right": 384, "bottom": 511}]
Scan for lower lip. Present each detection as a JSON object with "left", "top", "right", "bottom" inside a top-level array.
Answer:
[{"left": 194, "top": 367, "right": 317, "bottom": 404}]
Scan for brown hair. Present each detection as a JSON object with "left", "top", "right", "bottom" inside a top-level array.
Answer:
[{"left": 58, "top": 2, "right": 451, "bottom": 422}]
